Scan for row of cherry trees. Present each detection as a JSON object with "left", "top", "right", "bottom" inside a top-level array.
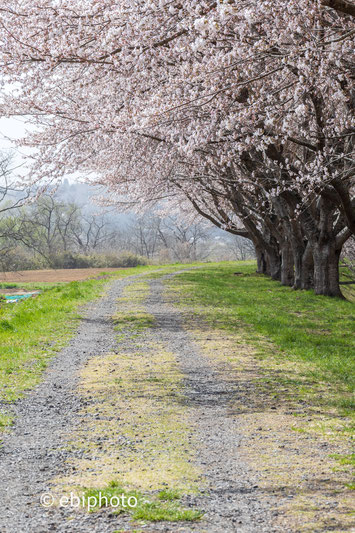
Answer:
[{"left": 0, "top": 0, "right": 354, "bottom": 296}]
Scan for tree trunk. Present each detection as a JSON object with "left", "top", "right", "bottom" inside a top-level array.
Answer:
[
  {"left": 292, "top": 246, "right": 304, "bottom": 289},
  {"left": 292, "top": 241, "right": 314, "bottom": 290},
  {"left": 266, "top": 248, "right": 281, "bottom": 281},
  {"left": 300, "top": 243, "right": 314, "bottom": 290},
  {"left": 313, "top": 241, "right": 343, "bottom": 297},
  {"left": 280, "top": 240, "right": 294, "bottom": 286},
  {"left": 255, "top": 245, "right": 267, "bottom": 274}
]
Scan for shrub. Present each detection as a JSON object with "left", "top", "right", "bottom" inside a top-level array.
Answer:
[
  {"left": 50, "top": 251, "right": 147, "bottom": 269},
  {"left": 0, "top": 247, "right": 45, "bottom": 272},
  {"left": 101, "top": 251, "right": 147, "bottom": 268},
  {"left": 51, "top": 252, "right": 94, "bottom": 269}
]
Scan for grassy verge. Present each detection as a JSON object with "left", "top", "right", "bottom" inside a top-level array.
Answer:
[
  {"left": 167, "top": 261, "right": 354, "bottom": 411},
  {"left": 0, "top": 266, "right": 157, "bottom": 430},
  {"left": 165, "top": 261, "right": 354, "bottom": 531},
  {"left": 0, "top": 281, "right": 66, "bottom": 291}
]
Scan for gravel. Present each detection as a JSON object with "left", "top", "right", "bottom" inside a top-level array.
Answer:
[
  {"left": 144, "top": 275, "right": 278, "bottom": 533},
  {"left": 0, "top": 271, "right": 280, "bottom": 533}
]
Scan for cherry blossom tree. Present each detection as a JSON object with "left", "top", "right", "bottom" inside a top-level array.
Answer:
[{"left": 0, "top": 0, "right": 354, "bottom": 296}]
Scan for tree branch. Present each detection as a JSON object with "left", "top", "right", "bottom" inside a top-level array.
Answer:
[{"left": 322, "top": 0, "right": 355, "bottom": 17}]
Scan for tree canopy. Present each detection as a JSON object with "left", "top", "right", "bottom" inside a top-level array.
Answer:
[{"left": 0, "top": 0, "right": 354, "bottom": 295}]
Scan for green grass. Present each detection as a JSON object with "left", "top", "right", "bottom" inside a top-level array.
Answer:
[
  {"left": 0, "top": 266, "right": 160, "bottom": 427},
  {"left": 168, "top": 262, "right": 355, "bottom": 411},
  {"left": 330, "top": 453, "right": 355, "bottom": 467},
  {"left": 157, "top": 488, "right": 182, "bottom": 501},
  {"left": 330, "top": 454, "right": 355, "bottom": 489},
  {"left": 0, "top": 412, "right": 13, "bottom": 428},
  {"left": 82, "top": 481, "right": 202, "bottom": 522},
  {"left": 0, "top": 263, "right": 207, "bottom": 431},
  {"left": 0, "top": 279, "right": 105, "bottom": 406},
  {"left": 0, "top": 281, "right": 66, "bottom": 291}
]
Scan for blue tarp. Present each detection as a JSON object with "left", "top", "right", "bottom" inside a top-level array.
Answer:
[{"left": 3, "top": 293, "right": 39, "bottom": 303}]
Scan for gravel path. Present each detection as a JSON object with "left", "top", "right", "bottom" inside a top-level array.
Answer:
[
  {"left": 145, "top": 275, "right": 276, "bottom": 533},
  {"left": 0, "top": 270, "right": 278, "bottom": 533},
  {"left": 0, "top": 274, "right": 146, "bottom": 533}
]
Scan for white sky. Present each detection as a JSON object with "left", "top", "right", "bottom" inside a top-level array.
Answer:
[
  {"left": 0, "top": 117, "right": 79, "bottom": 184},
  {"left": 0, "top": 116, "right": 34, "bottom": 172},
  {"left": 0, "top": 117, "right": 34, "bottom": 186},
  {"left": 0, "top": 116, "right": 28, "bottom": 149}
]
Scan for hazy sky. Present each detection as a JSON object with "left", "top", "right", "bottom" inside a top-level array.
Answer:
[
  {"left": 0, "top": 117, "right": 78, "bottom": 183},
  {"left": 0, "top": 116, "right": 28, "bottom": 149},
  {"left": 0, "top": 116, "right": 34, "bottom": 173}
]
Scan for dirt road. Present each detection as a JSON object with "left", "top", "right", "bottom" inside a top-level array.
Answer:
[{"left": 0, "top": 271, "right": 278, "bottom": 533}]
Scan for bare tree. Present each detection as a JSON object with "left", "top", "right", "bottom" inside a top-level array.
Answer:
[
  {"left": 158, "top": 216, "right": 211, "bottom": 262},
  {"left": 6, "top": 196, "right": 81, "bottom": 265},
  {"left": 129, "top": 215, "right": 161, "bottom": 259},
  {"left": 0, "top": 153, "right": 32, "bottom": 213},
  {"left": 231, "top": 236, "right": 256, "bottom": 261},
  {"left": 71, "top": 214, "right": 115, "bottom": 253},
  {"left": 4, "top": 195, "right": 118, "bottom": 267}
]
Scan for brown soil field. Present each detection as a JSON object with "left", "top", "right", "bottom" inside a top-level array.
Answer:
[{"left": 0, "top": 267, "right": 127, "bottom": 284}]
